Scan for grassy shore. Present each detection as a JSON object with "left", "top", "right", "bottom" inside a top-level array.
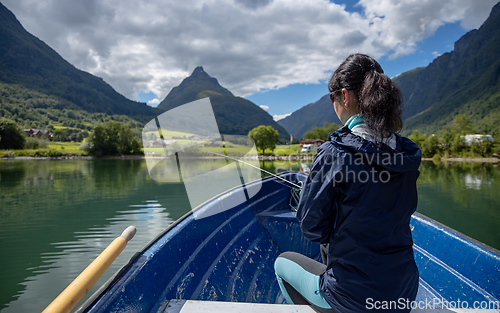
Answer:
[
  {"left": 48, "top": 141, "right": 81, "bottom": 151},
  {"left": 0, "top": 141, "right": 87, "bottom": 158},
  {"left": 2, "top": 141, "right": 499, "bottom": 161},
  {"left": 0, "top": 148, "right": 88, "bottom": 158}
]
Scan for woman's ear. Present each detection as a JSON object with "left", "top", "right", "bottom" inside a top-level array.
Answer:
[
  {"left": 341, "top": 88, "right": 350, "bottom": 108},
  {"left": 342, "top": 89, "right": 358, "bottom": 109}
]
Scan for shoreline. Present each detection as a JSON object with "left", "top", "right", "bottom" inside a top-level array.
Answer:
[
  {"left": 0, "top": 154, "right": 317, "bottom": 161},
  {"left": 1, "top": 155, "right": 499, "bottom": 162},
  {"left": 421, "top": 157, "right": 500, "bottom": 163}
]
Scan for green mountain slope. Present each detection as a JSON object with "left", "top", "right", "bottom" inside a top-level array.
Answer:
[
  {"left": 394, "top": 2, "right": 500, "bottom": 136},
  {"left": 0, "top": 3, "right": 156, "bottom": 122},
  {"left": 0, "top": 81, "right": 143, "bottom": 133},
  {"left": 158, "top": 67, "right": 233, "bottom": 111},
  {"left": 279, "top": 2, "right": 500, "bottom": 138},
  {"left": 277, "top": 94, "right": 341, "bottom": 139},
  {"left": 158, "top": 67, "right": 290, "bottom": 140}
]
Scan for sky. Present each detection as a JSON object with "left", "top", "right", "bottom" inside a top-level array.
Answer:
[{"left": 2, "top": 0, "right": 498, "bottom": 121}]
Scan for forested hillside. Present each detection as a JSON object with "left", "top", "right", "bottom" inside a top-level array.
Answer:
[
  {"left": 0, "top": 2, "right": 156, "bottom": 130},
  {"left": 277, "top": 94, "right": 341, "bottom": 139},
  {"left": 279, "top": 2, "right": 500, "bottom": 139},
  {"left": 395, "top": 2, "right": 500, "bottom": 136}
]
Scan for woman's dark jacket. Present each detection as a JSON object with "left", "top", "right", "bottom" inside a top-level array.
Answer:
[{"left": 297, "top": 126, "right": 421, "bottom": 312}]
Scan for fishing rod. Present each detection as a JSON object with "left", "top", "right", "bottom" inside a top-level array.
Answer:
[{"left": 205, "top": 151, "right": 303, "bottom": 189}]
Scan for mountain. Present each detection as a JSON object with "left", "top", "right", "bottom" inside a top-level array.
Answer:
[
  {"left": 279, "top": 2, "right": 500, "bottom": 138},
  {"left": 157, "top": 67, "right": 290, "bottom": 140},
  {"left": 0, "top": 3, "right": 156, "bottom": 122},
  {"left": 158, "top": 67, "right": 233, "bottom": 110},
  {"left": 394, "top": 1, "right": 500, "bottom": 136},
  {"left": 0, "top": 3, "right": 287, "bottom": 140},
  {"left": 277, "top": 94, "right": 341, "bottom": 139}
]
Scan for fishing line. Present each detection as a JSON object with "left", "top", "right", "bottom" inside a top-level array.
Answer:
[{"left": 204, "top": 151, "right": 303, "bottom": 189}]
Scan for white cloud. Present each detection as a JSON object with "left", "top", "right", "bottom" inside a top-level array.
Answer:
[
  {"left": 147, "top": 98, "right": 161, "bottom": 107},
  {"left": 358, "top": 0, "right": 498, "bottom": 59},
  {"left": 432, "top": 51, "right": 442, "bottom": 58},
  {"left": 259, "top": 105, "right": 269, "bottom": 111},
  {"left": 273, "top": 113, "right": 292, "bottom": 121},
  {"left": 2, "top": 0, "right": 497, "bottom": 100}
]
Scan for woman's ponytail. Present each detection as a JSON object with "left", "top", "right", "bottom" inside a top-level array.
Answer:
[
  {"left": 358, "top": 68, "right": 402, "bottom": 140},
  {"left": 328, "top": 54, "right": 403, "bottom": 141}
]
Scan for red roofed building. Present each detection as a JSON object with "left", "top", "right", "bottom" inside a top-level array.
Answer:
[{"left": 23, "top": 129, "right": 53, "bottom": 140}]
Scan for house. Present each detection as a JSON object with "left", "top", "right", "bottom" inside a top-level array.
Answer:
[
  {"left": 23, "top": 129, "right": 53, "bottom": 140},
  {"left": 188, "top": 135, "right": 221, "bottom": 141},
  {"left": 299, "top": 139, "right": 324, "bottom": 148},
  {"left": 189, "top": 135, "right": 204, "bottom": 141},
  {"left": 149, "top": 140, "right": 176, "bottom": 147},
  {"left": 24, "top": 129, "right": 36, "bottom": 136},
  {"left": 204, "top": 142, "right": 221, "bottom": 147}
]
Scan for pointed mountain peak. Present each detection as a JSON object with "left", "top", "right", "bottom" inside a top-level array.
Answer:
[
  {"left": 157, "top": 66, "right": 233, "bottom": 111},
  {"left": 191, "top": 66, "right": 209, "bottom": 77}
]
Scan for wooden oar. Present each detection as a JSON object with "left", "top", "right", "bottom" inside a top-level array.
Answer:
[{"left": 42, "top": 226, "right": 137, "bottom": 313}]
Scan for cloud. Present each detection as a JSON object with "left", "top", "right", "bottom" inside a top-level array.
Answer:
[
  {"left": 273, "top": 113, "right": 291, "bottom": 121},
  {"left": 358, "top": 0, "right": 498, "bottom": 59},
  {"left": 259, "top": 105, "right": 269, "bottom": 111},
  {"left": 3, "top": 0, "right": 498, "bottom": 101},
  {"left": 234, "top": 0, "right": 273, "bottom": 10},
  {"left": 147, "top": 98, "right": 161, "bottom": 107},
  {"left": 432, "top": 51, "right": 442, "bottom": 58}
]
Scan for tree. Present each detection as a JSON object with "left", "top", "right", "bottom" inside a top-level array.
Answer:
[
  {"left": 450, "top": 133, "right": 466, "bottom": 155},
  {"left": 88, "top": 121, "right": 142, "bottom": 156},
  {"left": 470, "top": 139, "right": 493, "bottom": 157},
  {"left": 303, "top": 122, "right": 341, "bottom": 141},
  {"left": 53, "top": 128, "right": 68, "bottom": 141},
  {"left": 452, "top": 114, "right": 474, "bottom": 135},
  {"left": 248, "top": 125, "right": 279, "bottom": 153},
  {"left": 408, "top": 130, "right": 427, "bottom": 148},
  {"left": 421, "top": 134, "right": 441, "bottom": 158},
  {"left": 0, "top": 118, "right": 26, "bottom": 149}
]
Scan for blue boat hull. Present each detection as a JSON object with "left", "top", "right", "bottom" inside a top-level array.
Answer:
[{"left": 79, "top": 172, "right": 500, "bottom": 312}]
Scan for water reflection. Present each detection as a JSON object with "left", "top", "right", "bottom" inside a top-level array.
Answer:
[
  {"left": 0, "top": 159, "right": 190, "bottom": 312},
  {"left": 464, "top": 173, "right": 493, "bottom": 190},
  {"left": 259, "top": 159, "right": 304, "bottom": 176},
  {"left": 300, "top": 163, "right": 311, "bottom": 174},
  {"left": 417, "top": 161, "right": 500, "bottom": 250},
  {"left": 0, "top": 161, "right": 26, "bottom": 189},
  {"left": 2, "top": 199, "right": 174, "bottom": 313}
]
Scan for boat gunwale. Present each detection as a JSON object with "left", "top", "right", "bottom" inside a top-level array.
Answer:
[
  {"left": 77, "top": 172, "right": 297, "bottom": 313},
  {"left": 412, "top": 212, "right": 500, "bottom": 257}
]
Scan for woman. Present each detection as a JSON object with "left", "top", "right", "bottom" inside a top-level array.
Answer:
[{"left": 274, "top": 54, "right": 421, "bottom": 313}]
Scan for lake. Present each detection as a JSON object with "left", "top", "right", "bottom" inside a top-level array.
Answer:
[{"left": 0, "top": 158, "right": 499, "bottom": 312}]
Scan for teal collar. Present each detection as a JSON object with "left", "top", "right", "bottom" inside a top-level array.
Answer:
[{"left": 345, "top": 114, "right": 365, "bottom": 130}]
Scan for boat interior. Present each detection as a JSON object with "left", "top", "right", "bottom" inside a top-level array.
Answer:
[{"left": 80, "top": 173, "right": 499, "bottom": 312}]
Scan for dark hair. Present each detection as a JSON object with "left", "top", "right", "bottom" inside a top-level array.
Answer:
[{"left": 328, "top": 53, "right": 403, "bottom": 140}]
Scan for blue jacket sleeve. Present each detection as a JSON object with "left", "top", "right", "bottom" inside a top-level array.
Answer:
[{"left": 296, "top": 146, "right": 340, "bottom": 244}]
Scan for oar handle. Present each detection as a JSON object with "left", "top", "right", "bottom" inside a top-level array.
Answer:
[{"left": 43, "top": 226, "right": 137, "bottom": 313}]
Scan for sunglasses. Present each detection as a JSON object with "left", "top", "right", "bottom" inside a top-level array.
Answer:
[{"left": 329, "top": 89, "right": 342, "bottom": 102}]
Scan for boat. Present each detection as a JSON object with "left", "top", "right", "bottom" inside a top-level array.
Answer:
[{"left": 48, "top": 172, "right": 499, "bottom": 312}]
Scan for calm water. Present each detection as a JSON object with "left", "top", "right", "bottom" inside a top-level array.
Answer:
[{"left": 0, "top": 158, "right": 499, "bottom": 312}]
